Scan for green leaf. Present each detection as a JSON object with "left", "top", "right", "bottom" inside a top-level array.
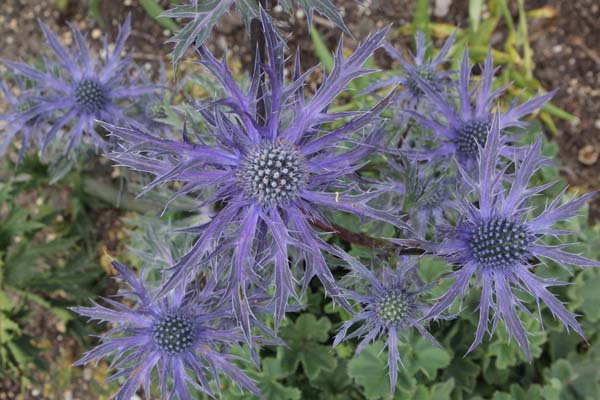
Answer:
[
  {"left": 309, "top": 357, "right": 351, "bottom": 395},
  {"left": 259, "top": 357, "right": 302, "bottom": 400},
  {"left": 164, "top": 0, "right": 236, "bottom": 69},
  {"left": 488, "top": 316, "right": 546, "bottom": 369},
  {"left": 295, "top": 0, "right": 350, "bottom": 35},
  {"left": 347, "top": 342, "right": 392, "bottom": 400},
  {"left": 568, "top": 269, "right": 600, "bottom": 323},
  {"left": 543, "top": 359, "right": 578, "bottom": 384},
  {"left": 403, "top": 335, "right": 450, "bottom": 380},
  {"left": 310, "top": 26, "right": 334, "bottom": 73},
  {"left": 4, "top": 238, "right": 77, "bottom": 287},
  {"left": 468, "top": 0, "right": 484, "bottom": 33},
  {"left": 441, "top": 357, "right": 480, "bottom": 393},
  {"left": 139, "top": 0, "right": 181, "bottom": 32},
  {"left": 412, "top": 0, "right": 430, "bottom": 43},
  {"left": 430, "top": 379, "right": 455, "bottom": 400},
  {"left": 280, "top": 315, "right": 337, "bottom": 380}
]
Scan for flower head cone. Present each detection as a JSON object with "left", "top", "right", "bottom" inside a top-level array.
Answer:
[
  {"left": 0, "top": 76, "right": 48, "bottom": 162},
  {"left": 423, "top": 116, "right": 600, "bottom": 356},
  {"left": 73, "top": 261, "right": 260, "bottom": 399},
  {"left": 366, "top": 30, "right": 456, "bottom": 111},
  {"left": 407, "top": 47, "right": 555, "bottom": 169},
  {"left": 386, "top": 156, "right": 458, "bottom": 237},
  {"left": 0, "top": 14, "right": 154, "bottom": 158},
  {"left": 106, "top": 11, "right": 405, "bottom": 343},
  {"left": 333, "top": 252, "right": 439, "bottom": 393},
  {"left": 131, "top": 62, "right": 187, "bottom": 138}
]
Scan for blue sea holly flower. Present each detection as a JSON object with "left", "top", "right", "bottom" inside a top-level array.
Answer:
[
  {"left": 73, "top": 261, "right": 260, "bottom": 399},
  {"left": 131, "top": 62, "right": 188, "bottom": 139},
  {"left": 0, "top": 14, "right": 154, "bottom": 157},
  {"left": 366, "top": 30, "right": 456, "bottom": 110},
  {"left": 408, "top": 47, "right": 555, "bottom": 169},
  {"left": 106, "top": 13, "right": 404, "bottom": 340},
  {"left": 333, "top": 253, "right": 439, "bottom": 393},
  {"left": 423, "top": 117, "right": 600, "bottom": 356},
  {"left": 386, "top": 156, "right": 458, "bottom": 237},
  {"left": 0, "top": 77, "right": 49, "bottom": 162}
]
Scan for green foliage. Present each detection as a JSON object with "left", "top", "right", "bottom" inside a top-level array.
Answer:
[
  {"left": 347, "top": 342, "right": 391, "bottom": 399},
  {"left": 279, "top": 314, "right": 337, "bottom": 380},
  {"left": 0, "top": 157, "right": 108, "bottom": 380}
]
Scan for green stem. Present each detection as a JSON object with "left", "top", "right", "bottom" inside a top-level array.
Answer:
[{"left": 81, "top": 177, "right": 159, "bottom": 214}]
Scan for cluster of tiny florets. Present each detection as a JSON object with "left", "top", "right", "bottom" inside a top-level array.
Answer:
[
  {"left": 375, "top": 289, "right": 412, "bottom": 327},
  {"left": 470, "top": 217, "right": 533, "bottom": 269},
  {"left": 74, "top": 78, "right": 108, "bottom": 113},
  {"left": 455, "top": 120, "right": 491, "bottom": 158},
  {"left": 237, "top": 141, "right": 307, "bottom": 205},
  {"left": 152, "top": 313, "right": 196, "bottom": 355},
  {"left": 145, "top": 102, "right": 168, "bottom": 120},
  {"left": 422, "top": 185, "right": 448, "bottom": 209},
  {"left": 406, "top": 67, "right": 434, "bottom": 97}
]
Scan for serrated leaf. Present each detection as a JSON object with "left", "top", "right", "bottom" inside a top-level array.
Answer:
[
  {"left": 568, "top": 269, "right": 600, "bottom": 323},
  {"left": 543, "top": 359, "right": 577, "bottom": 383},
  {"left": 296, "top": 0, "right": 350, "bottom": 34},
  {"left": 403, "top": 336, "right": 450, "bottom": 380},
  {"left": 280, "top": 314, "right": 337, "bottom": 379},
  {"left": 347, "top": 342, "right": 392, "bottom": 400},
  {"left": 309, "top": 357, "right": 351, "bottom": 395},
  {"left": 566, "top": 342, "right": 600, "bottom": 399},
  {"left": 488, "top": 315, "right": 546, "bottom": 369},
  {"left": 163, "top": 0, "right": 236, "bottom": 68},
  {"left": 259, "top": 357, "right": 302, "bottom": 400},
  {"left": 441, "top": 357, "right": 480, "bottom": 392}
]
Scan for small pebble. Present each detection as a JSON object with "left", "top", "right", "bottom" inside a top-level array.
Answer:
[
  {"left": 578, "top": 145, "right": 598, "bottom": 166},
  {"left": 433, "top": 0, "right": 452, "bottom": 18}
]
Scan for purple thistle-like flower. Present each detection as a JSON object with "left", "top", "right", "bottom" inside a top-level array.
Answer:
[
  {"left": 106, "top": 13, "right": 403, "bottom": 343},
  {"left": 366, "top": 30, "right": 455, "bottom": 110},
  {"left": 407, "top": 47, "right": 554, "bottom": 168},
  {"left": 423, "top": 116, "right": 600, "bottom": 356},
  {"left": 387, "top": 156, "right": 458, "bottom": 237},
  {"left": 0, "top": 76, "right": 48, "bottom": 162},
  {"left": 73, "top": 261, "right": 260, "bottom": 399},
  {"left": 0, "top": 14, "right": 153, "bottom": 157},
  {"left": 333, "top": 253, "right": 439, "bottom": 393},
  {"left": 131, "top": 62, "right": 187, "bottom": 138}
]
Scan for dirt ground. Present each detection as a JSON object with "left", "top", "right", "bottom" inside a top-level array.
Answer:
[{"left": 0, "top": 0, "right": 599, "bottom": 398}]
